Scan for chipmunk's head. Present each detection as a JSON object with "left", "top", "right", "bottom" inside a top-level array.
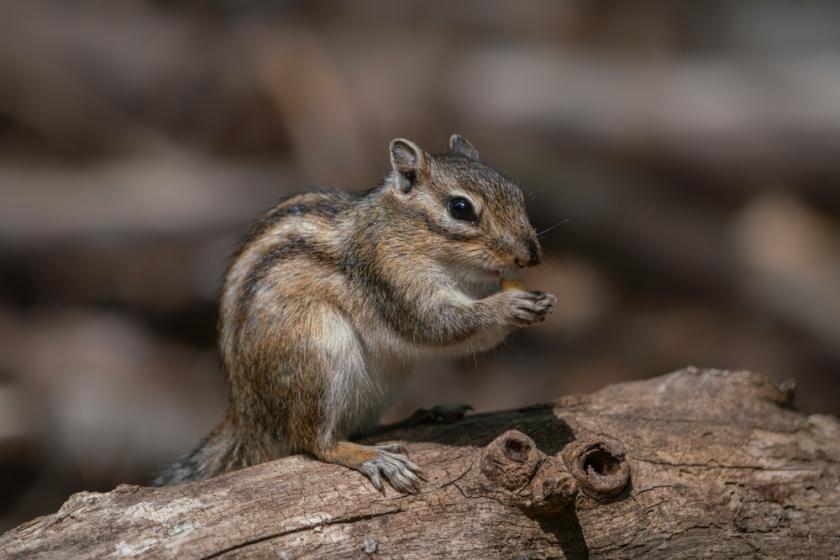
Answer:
[{"left": 385, "top": 134, "right": 541, "bottom": 282}]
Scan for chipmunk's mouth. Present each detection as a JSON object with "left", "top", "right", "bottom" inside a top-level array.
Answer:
[{"left": 459, "top": 256, "right": 510, "bottom": 281}]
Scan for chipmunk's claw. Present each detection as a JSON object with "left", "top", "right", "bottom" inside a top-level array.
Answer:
[
  {"left": 424, "top": 403, "right": 473, "bottom": 423},
  {"left": 359, "top": 446, "right": 424, "bottom": 494},
  {"left": 401, "top": 404, "right": 472, "bottom": 427}
]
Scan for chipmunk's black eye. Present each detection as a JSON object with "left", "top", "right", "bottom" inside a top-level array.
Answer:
[{"left": 448, "top": 197, "right": 478, "bottom": 222}]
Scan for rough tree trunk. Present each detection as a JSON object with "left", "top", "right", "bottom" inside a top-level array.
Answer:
[{"left": 2, "top": 368, "right": 839, "bottom": 559}]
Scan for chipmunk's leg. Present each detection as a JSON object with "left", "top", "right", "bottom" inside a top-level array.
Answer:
[
  {"left": 312, "top": 441, "right": 424, "bottom": 494},
  {"left": 302, "top": 307, "right": 424, "bottom": 494}
]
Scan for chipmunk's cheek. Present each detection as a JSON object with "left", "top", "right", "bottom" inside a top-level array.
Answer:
[
  {"left": 495, "top": 251, "right": 520, "bottom": 271},
  {"left": 459, "top": 240, "right": 489, "bottom": 258}
]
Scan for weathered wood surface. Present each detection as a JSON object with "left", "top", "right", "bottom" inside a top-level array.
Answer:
[{"left": 2, "top": 368, "right": 839, "bottom": 559}]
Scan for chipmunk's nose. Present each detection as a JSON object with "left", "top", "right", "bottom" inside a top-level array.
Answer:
[{"left": 514, "top": 236, "right": 542, "bottom": 268}]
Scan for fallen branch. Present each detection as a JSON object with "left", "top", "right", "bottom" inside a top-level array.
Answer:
[{"left": 2, "top": 368, "right": 839, "bottom": 559}]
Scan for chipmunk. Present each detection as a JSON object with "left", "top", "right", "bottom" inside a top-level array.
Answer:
[{"left": 153, "top": 134, "right": 556, "bottom": 493}]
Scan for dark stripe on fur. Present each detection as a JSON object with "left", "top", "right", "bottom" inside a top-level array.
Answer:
[
  {"left": 231, "top": 198, "right": 344, "bottom": 262},
  {"left": 233, "top": 236, "right": 339, "bottom": 344},
  {"left": 419, "top": 212, "right": 479, "bottom": 243}
]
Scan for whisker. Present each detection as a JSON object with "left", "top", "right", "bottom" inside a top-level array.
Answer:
[{"left": 537, "top": 219, "right": 569, "bottom": 238}]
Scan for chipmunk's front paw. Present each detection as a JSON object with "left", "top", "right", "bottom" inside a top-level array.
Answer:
[
  {"left": 358, "top": 444, "right": 425, "bottom": 494},
  {"left": 498, "top": 290, "right": 556, "bottom": 327}
]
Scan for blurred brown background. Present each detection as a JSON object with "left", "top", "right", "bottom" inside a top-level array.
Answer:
[{"left": 2, "top": 0, "right": 840, "bottom": 532}]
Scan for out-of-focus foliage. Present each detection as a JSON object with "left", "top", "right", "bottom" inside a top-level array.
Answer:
[{"left": 2, "top": 0, "right": 840, "bottom": 531}]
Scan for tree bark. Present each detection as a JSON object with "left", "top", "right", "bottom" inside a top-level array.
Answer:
[{"left": 2, "top": 368, "right": 839, "bottom": 559}]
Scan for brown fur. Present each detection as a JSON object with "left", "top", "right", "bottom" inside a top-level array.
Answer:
[{"left": 152, "top": 135, "right": 555, "bottom": 492}]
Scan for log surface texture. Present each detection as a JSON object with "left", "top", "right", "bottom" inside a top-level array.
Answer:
[{"left": 2, "top": 368, "right": 839, "bottom": 559}]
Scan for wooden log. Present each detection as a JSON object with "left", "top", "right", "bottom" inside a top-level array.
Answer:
[{"left": 2, "top": 368, "right": 838, "bottom": 559}]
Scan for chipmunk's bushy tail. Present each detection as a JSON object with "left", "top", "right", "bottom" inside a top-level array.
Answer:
[{"left": 151, "top": 415, "right": 243, "bottom": 486}]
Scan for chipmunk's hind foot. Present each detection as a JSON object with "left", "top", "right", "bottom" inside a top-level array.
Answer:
[{"left": 359, "top": 444, "right": 425, "bottom": 494}]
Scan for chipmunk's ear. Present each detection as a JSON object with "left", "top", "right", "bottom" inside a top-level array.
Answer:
[
  {"left": 448, "top": 134, "right": 480, "bottom": 161},
  {"left": 389, "top": 138, "right": 428, "bottom": 193}
]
